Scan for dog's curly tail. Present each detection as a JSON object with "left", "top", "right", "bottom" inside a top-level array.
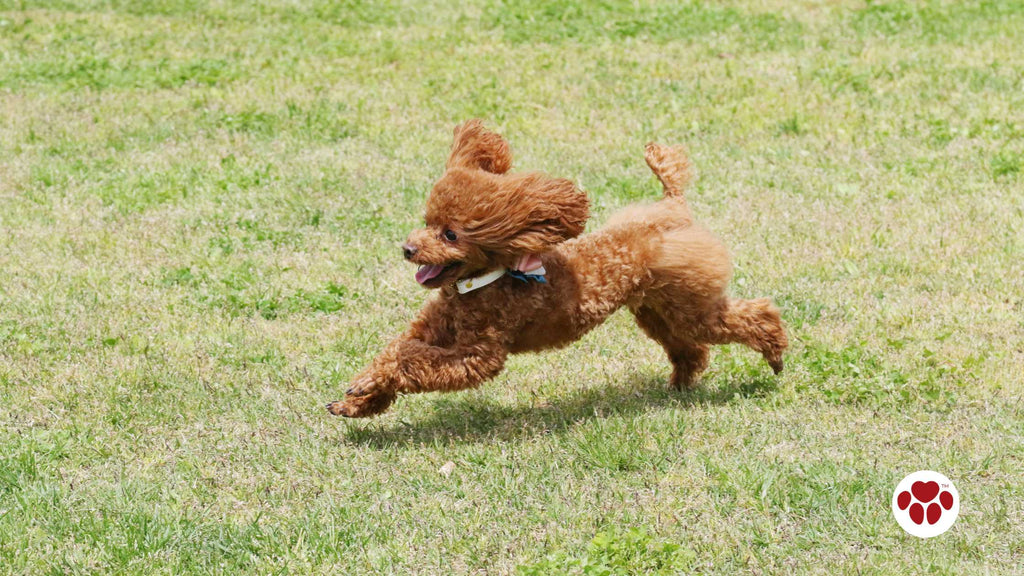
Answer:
[{"left": 644, "top": 143, "right": 693, "bottom": 199}]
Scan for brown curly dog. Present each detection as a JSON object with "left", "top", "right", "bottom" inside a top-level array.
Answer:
[{"left": 327, "top": 120, "right": 787, "bottom": 418}]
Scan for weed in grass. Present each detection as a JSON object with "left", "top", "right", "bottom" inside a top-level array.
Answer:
[
  {"left": 516, "top": 527, "right": 697, "bottom": 575},
  {"left": 991, "top": 149, "right": 1021, "bottom": 179}
]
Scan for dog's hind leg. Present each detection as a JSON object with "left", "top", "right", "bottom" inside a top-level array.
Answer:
[
  {"left": 632, "top": 304, "right": 709, "bottom": 390},
  {"left": 705, "top": 298, "right": 788, "bottom": 374}
]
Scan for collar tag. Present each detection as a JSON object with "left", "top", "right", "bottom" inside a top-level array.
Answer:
[
  {"left": 456, "top": 268, "right": 507, "bottom": 294},
  {"left": 455, "top": 262, "right": 549, "bottom": 294}
]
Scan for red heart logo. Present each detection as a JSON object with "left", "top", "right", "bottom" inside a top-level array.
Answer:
[{"left": 911, "top": 481, "right": 939, "bottom": 503}]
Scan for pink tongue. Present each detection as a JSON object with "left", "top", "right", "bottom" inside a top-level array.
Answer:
[{"left": 415, "top": 264, "right": 444, "bottom": 284}]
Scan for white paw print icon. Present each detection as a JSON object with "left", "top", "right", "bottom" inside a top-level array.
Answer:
[{"left": 892, "top": 470, "right": 960, "bottom": 538}]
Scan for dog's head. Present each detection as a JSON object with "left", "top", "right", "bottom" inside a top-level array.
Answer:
[{"left": 402, "top": 120, "right": 589, "bottom": 288}]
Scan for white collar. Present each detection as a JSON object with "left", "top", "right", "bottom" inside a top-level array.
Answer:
[{"left": 456, "top": 268, "right": 507, "bottom": 294}]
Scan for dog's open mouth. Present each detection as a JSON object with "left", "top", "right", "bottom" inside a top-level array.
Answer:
[{"left": 415, "top": 262, "right": 461, "bottom": 286}]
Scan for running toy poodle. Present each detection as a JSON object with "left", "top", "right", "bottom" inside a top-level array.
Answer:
[{"left": 327, "top": 120, "right": 787, "bottom": 418}]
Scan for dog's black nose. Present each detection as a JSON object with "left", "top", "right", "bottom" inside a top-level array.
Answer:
[{"left": 402, "top": 244, "right": 418, "bottom": 260}]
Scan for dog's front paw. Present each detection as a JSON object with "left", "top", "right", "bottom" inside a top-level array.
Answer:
[
  {"left": 325, "top": 399, "right": 350, "bottom": 416},
  {"left": 325, "top": 389, "right": 396, "bottom": 418},
  {"left": 326, "top": 374, "right": 396, "bottom": 418}
]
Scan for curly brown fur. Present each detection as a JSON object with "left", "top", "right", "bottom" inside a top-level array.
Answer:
[{"left": 326, "top": 121, "right": 788, "bottom": 418}]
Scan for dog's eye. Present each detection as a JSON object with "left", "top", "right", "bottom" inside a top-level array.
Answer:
[{"left": 443, "top": 230, "right": 458, "bottom": 242}]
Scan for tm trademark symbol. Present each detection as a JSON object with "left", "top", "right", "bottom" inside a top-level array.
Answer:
[{"left": 941, "top": 484, "right": 949, "bottom": 488}]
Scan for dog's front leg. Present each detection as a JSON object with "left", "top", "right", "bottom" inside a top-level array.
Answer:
[{"left": 326, "top": 332, "right": 507, "bottom": 418}]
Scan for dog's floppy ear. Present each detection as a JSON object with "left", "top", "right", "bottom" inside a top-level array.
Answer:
[
  {"left": 466, "top": 173, "right": 590, "bottom": 254},
  {"left": 446, "top": 119, "right": 513, "bottom": 174},
  {"left": 506, "top": 174, "right": 589, "bottom": 252}
]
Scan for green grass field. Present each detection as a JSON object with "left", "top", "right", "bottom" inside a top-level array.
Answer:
[{"left": 1, "top": 0, "right": 1022, "bottom": 573}]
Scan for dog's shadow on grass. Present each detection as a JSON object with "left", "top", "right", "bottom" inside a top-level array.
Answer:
[{"left": 341, "top": 372, "right": 777, "bottom": 449}]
